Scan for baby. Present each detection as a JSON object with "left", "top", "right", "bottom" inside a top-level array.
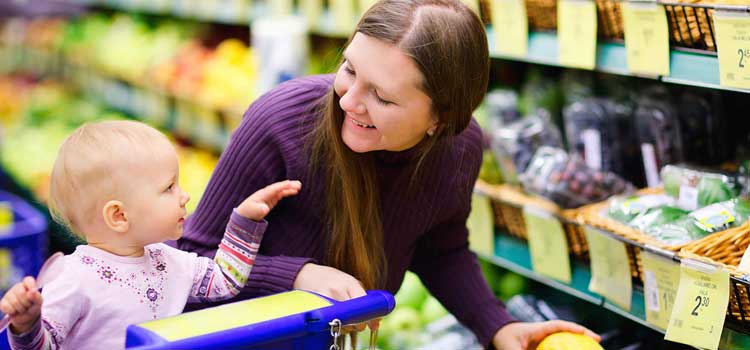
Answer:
[{"left": 0, "top": 120, "right": 301, "bottom": 349}]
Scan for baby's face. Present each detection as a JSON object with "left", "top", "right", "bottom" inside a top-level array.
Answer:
[{"left": 122, "top": 143, "right": 190, "bottom": 245}]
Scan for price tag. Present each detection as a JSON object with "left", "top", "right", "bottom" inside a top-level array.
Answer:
[
  {"left": 623, "top": 2, "right": 670, "bottom": 76},
  {"left": 665, "top": 259, "right": 729, "bottom": 350},
  {"left": 270, "top": 0, "right": 293, "bottom": 16},
  {"left": 523, "top": 207, "right": 572, "bottom": 283},
  {"left": 558, "top": 0, "right": 597, "bottom": 69},
  {"left": 641, "top": 143, "right": 660, "bottom": 187},
  {"left": 677, "top": 173, "right": 700, "bottom": 211},
  {"left": 300, "top": 0, "right": 324, "bottom": 27},
  {"left": 581, "top": 129, "right": 601, "bottom": 170},
  {"left": 641, "top": 250, "right": 680, "bottom": 330},
  {"left": 585, "top": 227, "right": 632, "bottom": 310},
  {"left": 714, "top": 11, "right": 750, "bottom": 90},
  {"left": 461, "top": 0, "right": 481, "bottom": 14},
  {"left": 467, "top": 195, "right": 495, "bottom": 256},
  {"left": 330, "top": 0, "right": 357, "bottom": 33},
  {"left": 490, "top": 0, "right": 528, "bottom": 57}
]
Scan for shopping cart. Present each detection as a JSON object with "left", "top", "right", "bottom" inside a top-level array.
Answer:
[
  {"left": 126, "top": 289, "right": 395, "bottom": 350},
  {"left": 0, "top": 190, "right": 49, "bottom": 350}
]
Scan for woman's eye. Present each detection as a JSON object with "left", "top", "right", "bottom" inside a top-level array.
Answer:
[{"left": 374, "top": 93, "right": 392, "bottom": 106}]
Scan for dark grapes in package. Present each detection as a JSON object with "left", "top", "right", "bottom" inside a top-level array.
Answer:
[
  {"left": 489, "top": 112, "right": 563, "bottom": 184},
  {"left": 521, "top": 147, "right": 635, "bottom": 208}
]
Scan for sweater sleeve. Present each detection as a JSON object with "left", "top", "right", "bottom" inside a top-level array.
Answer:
[
  {"left": 409, "top": 121, "right": 515, "bottom": 349},
  {"left": 175, "top": 77, "right": 327, "bottom": 296},
  {"left": 188, "top": 210, "right": 266, "bottom": 303}
]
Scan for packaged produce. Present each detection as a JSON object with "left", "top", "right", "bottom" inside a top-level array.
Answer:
[
  {"left": 562, "top": 97, "right": 641, "bottom": 185},
  {"left": 645, "top": 199, "right": 750, "bottom": 245},
  {"left": 485, "top": 88, "right": 521, "bottom": 129},
  {"left": 634, "top": 87, "right": 683, "bottom": 187},
  {"left": 628, "top": 206, "right": 689, "bottom": 231},
  {"left": 677, "top": 90, "right": 731, "bottom": 166},
  {"left": 521, "top": 147, "right": 634, "bottom": 208},
  {"left": 607, "top": 194, "right": 674, "bottom": 223},
  {"left": 661, "top": 165, "right": 741, "bottom": 211},
  {"left": 489, "top": 112, "right": 563, "bottom": 184},
  {"left": 518, "top": 67, "right": 563, "bottom": 122}
]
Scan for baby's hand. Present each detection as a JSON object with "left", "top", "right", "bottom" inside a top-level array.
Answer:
[
  {"left": 236, "top": 180, "right": 302, "bottom": 221},
  {"left": 0, "top": 277, "right": 42, "bottom": 334}
]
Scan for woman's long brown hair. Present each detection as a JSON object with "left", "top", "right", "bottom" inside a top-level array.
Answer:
[{"left": 309, "top": 0, "right": 489, "bottom": 290}]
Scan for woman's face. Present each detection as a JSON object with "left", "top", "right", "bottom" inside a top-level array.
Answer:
[{"left": 334, "top": 33, "right": 437, "bottom": 153}]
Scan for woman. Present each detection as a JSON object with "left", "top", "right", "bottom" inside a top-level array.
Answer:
[{"left": 176, "top": 1, "right": 599, "bottom": 348}]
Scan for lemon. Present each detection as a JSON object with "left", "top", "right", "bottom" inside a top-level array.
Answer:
[{"left": 537, "top": 332, "right": 603, "bottom": 350}]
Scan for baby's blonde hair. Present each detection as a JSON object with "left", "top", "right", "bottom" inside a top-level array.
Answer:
[{"left": 48, "top": 120, "right": 172, "bottom": 235}]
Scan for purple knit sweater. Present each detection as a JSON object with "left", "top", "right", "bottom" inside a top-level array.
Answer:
[{"left": 174, "top": 75, "right": 514, "bottom": 347}]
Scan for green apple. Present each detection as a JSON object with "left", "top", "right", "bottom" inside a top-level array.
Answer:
[
  {"left": 420, "top": 296, "right": 449, "bottom": 325},
  {"left": 496, "top": 272, "right": 527, "bottom": 301},
  {"left": 395, "top": 272, "right": 427, "bottom": 310}
]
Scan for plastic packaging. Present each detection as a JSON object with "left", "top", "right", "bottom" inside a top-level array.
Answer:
[
  {"left": 677, "top": 90, "right": 731, "bottom": 166},
  {"left": 634, "top": 87, "right": 683, "bottom": 187},
  {"left": 489, "top": 112, "right": 564, "bottom": 184},
  {"left": 645, "top": 198, "right": 750, "bottom": 246},
  {"left": 607, "top": 194, "right": 674, "bottom": 224},
  {"left": 661, "top": 165, "right": 741, "bottom": 211},
  {"left": 521, "top": 147, "right": 634, "bottom": 208},
  {"left": 562, "top": 98, "right": 640, "bottom": 185},
  {"left": 485, "top": 88, "right": 521, "bottom": 129}
]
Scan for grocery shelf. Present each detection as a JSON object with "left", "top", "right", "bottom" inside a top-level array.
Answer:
[
  {"left": 476, "top": 232, "right": 750, "bottom": 348},
  {"left": 487, "top": 29, "right": 750, "bottom": 94}
]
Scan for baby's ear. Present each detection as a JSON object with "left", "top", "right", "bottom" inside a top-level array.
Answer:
[{"left": 102, "top": 200, "right": 129, "bottom": 233}]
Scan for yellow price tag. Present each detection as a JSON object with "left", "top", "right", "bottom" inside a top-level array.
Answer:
[
  {"left": 300, "top": 0, "right": 323, "bottom": 27},
  {"left": 665, "top": 259, "right": 729, "bottom": 350},
  {"left": 715, "top": 11, "right": 750, "bottom": 90},
  {"left": 622, "top": 2, "right": 670, "bottom": 76},
  {"left": 330, "top": 0, "right": 357, "bottom": 33},
  {"left": 641, "top": 250, "right": 680, "bottom": 330},
  {"left": 461, "top": 0, "right": 481, "bottom": 14},
  {"left": 584, "top": 227, "right": 632, "bottom": 310},
  {"left": 490, "top": 0, "right": 528, "bottom": 57},
  {"left": 523, "top": 207, "right": 571, "bottom": 283},
  {"left": 271, "top": 0, "right": 293, "bottom": 16},
  {"left": 359, "top": 0, "right": 377, "bottom": 15},
  {"left": 468, "top": 195, "right": 495, "bottom": 256},
  {"left": 558, "top": 0, "right": 597, "bottom": 69}
]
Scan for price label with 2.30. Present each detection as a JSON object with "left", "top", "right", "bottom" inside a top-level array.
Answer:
[{"left": 715, "top": 11, "right": 750, "bottom": 89}]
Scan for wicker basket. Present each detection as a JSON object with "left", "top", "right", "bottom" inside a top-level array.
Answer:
[
  {"left": 679, "top": 231, "right": 750, "bottom": 325},
  {"left": 580, "top": 188, "right": 666, "bottom": 282},
  {"left": 661, "top": 0, "right": 718, "bottom": 52},
  {"left": 475, "top": 180, "right": 589, "bottom": 259},
  {"left": 596, "top": 0, "right": 625, "bottom": 40}
]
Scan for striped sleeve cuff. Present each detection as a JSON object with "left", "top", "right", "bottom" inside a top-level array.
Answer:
[
  {"left": 244, "top": 255, "right": 316, "bottom": 296},
  {"left": 9, "top": 319, "right": 45, "bottom": 350}
]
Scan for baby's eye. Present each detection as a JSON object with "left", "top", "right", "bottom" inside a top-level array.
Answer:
[{"left": 165, "top": 183, "right": 174, "bottom": 192}]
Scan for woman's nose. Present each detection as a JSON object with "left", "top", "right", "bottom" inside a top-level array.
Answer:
[{"left": 339, "top": 86, "right": 366, "bottom": 115}]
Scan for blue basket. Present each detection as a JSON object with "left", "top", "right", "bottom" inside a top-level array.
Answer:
[
  {"left": 126, "top": 290, "right": 395, "bottom": 350},
  {"left": 0, "top": 190, "right": 48, "bottom": 350}
]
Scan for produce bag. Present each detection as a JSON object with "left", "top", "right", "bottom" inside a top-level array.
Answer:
[
  {"left": 489, "top": 112, "right": 563, "bottom": 184},
  {"left": 645, "top": 199, "right": 750, "bottom": 246},
  {"left": 634, "top": 87, "right": 683, "bottom": 187},
  {"left": 521, "top": 147, "right": 634, "bottom": 208},
  {"left": 661, "top": 165, "right": 741, "bottom": 211},
  {"left": 607, "top": 193, "right": 674, "bottom": 224}
]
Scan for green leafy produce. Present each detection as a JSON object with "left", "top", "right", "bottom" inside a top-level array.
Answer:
[
  {"left": 645, "top": 199, "right": 749, "bottom": 245},
  {"left": 629, "top": 206, "right": 689, "bottom": 231},
  {"left": 698, "top": 177, "right": 737, "bottom": 207},
  {"left": 660, "top": 165, "right": 740, "bottom": 209},
  {"left": 607, "top": 194, "right": 672, "bottom": 224}
]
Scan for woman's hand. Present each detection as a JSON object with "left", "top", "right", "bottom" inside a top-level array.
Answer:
[
  {"left": 492, "top": 320, "right": 600, "bottom": 350},
  {"left": 294, "top": 263, "right": 379, "bottom": 331}
]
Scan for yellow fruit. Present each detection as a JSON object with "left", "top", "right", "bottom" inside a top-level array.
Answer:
[{"left": 537, "top": 332, "right": 603, "bottom": 350}]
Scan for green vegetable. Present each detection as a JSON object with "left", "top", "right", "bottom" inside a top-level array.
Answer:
[
  {"left": 645, "top": 199, "right": 749, "bottom": 245},
  {"left": 661, "top": 166, "right": 682, "bottom": 198},
  {"left": 697, "top": 177, "right": 738, "bottom": 207},
  {"left": 630, "top": 206, "right": 688, "bottom": 231}
]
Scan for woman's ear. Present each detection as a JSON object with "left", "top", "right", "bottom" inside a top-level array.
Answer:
[
  {"left": 427, "top": 120, "right": 438, "bottom": 136},
  {"left": 102, "top": 200, "right": 129, "bottom": 233}
]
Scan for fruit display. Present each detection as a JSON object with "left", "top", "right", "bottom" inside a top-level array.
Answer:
[
  {"left": 485, "top": 88, "right": 521, "bottom": 128},
  {"left": 522, "top": 147, "right": 634, "bottom": 209},
  {"left": 0, "top": 75, "right": 217, "bottom": 213},
  {"left": 537, "top": 332, "right": 603, "bottom": 350},
  {"left": 645, "top": 198, "right": 750, "bottom": 245},
  {"left": 489, "top": 112, "right": 563, "bottom": 185},
  {"left": 661, "top": 165, "right": 741, "bottom": 211}
]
